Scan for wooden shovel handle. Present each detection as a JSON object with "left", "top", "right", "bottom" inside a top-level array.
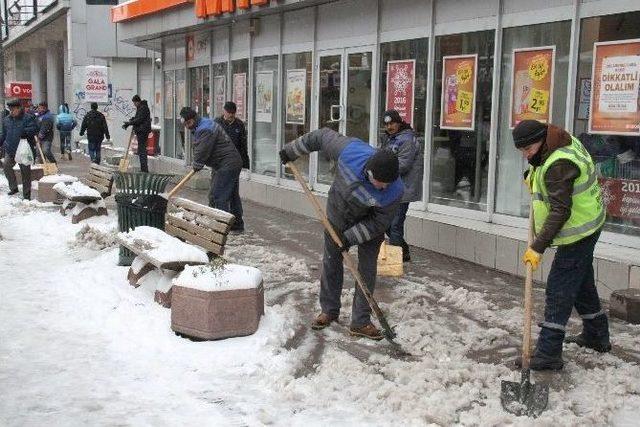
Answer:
[
  {"left": 35, "top": 138, "right": 49, "bottom": 165},
  {"left": 122, "top": 129, "right": 135, "bottom": 164},
  {"left": 167, "top": 170, "right": 196, "bottom": 199},
  {"left": 521, "top": 203, "right": 535, "bottom": 369}
]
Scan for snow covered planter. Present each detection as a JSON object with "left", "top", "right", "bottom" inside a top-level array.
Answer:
[
  {"left": 37, "top": 174, "right": 78, "bottom": 204},
  {"left": 171, "top": 262, "right": 264, "bottom": 340}
]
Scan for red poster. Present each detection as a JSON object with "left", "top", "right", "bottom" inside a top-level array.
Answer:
[
  {"left": 599, "top": 177, "right": 640, "bottom": 219},
  {"left": 386, "top": 60, "right": 416, "bottom": 126},
  {"left": 440, "top": 54, "right": 477, "bottom": 131},
  {"left": 5, "top": 82, "right": 32, "bottom": 99},
  {"left": 233, "top": 73, "right": 247, "bottom": 121},
  {"left": 510, "top": 46, "right": 555, "bottom": 128}
]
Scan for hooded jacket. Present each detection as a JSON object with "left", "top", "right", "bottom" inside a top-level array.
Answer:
[
  {"left": 191, "top": 117, "right": 243, "bottom": 172},
  {"left": 380, "top": 124, "right": 423, "bottom": 202},
  {"left": 37, "top": 109, "right": 55, "bottom": 142},
  {"left": 128, "top": 100, "right": 152, "bottom": 137},
  {"left": 80, "top": 109, "right": 110, "bottom": 141},
  {"left": 56, "top": 105, "right": 77, "bottom": 132},
  {"left": 0, "top": 111, "right": 38, "bottom": 156}
]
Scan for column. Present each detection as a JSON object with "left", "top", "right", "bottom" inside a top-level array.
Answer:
[
  {"left": 29, "top": 49, "right": 46, "bottom": 104},
  {"left": 46, "top": 42, "right": 63, "bottom": 110}
]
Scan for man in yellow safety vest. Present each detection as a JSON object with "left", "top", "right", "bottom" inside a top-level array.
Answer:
[{"left": 513, "top": 119, "right": 610, "bottom": 371}]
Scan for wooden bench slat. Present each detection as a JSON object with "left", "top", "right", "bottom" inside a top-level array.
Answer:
[
  {"left": 85, "top": 174, "right": 112, "bottom": 190},
  {"left": 165, "top": 223, "right": 224, "bottom": 255},
  {"left": 89, "top": 168, "right": 114, "bottom": 181},
  {"left": 171, "top": 197, "right": 235, "bottom": 225},
  {"left": 80, "top": 178, "right": 110, "bottom": 197},
  {"left": 91, "top": 163, "right": 116, "bottom": 174},
  {"left": 166, "top": 215, "right": 227, "bottom": 246},
  {"left": 176, "top": 211, "right": 229, "bottom": 234}
]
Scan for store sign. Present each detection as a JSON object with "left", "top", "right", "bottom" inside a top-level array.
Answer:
[
  {"left": 233, "top": 73, "right": 247, "bottom": 121},
  {"left": 84, "top": 66, "right": 109, "bottom": 103},
  {"left": 255, "top": 71, "right": 274, "bottom": 123},
  {"left": 213, "top": 76, "right": 226, "bottom": 118},
  {"left": 600, "top": 177, "right": 640, "bottom": 219},
  {"left": 510, "top": 46, "right": 555, "bottom": 128},
  {"left": 5, "top": 82, "right": 32, "bottom": 99},
  {"left": 385, "top": 60, "right": 416, "bottom": 126},
  {"left": 440, "top": 54, "right": 477, "bottom": 131},
  {"left": 589, "top": 39, "right": 640, "bottom": 135},
  {"left": 286, "top": 69, "right": 306, "bottom": 125}
]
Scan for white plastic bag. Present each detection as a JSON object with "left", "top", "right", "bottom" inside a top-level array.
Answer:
[{"left": 16, "top": 139, "right": 34, "bottom": 166}]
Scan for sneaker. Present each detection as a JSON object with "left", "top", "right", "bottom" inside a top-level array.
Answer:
[
  {"left": 349, "top": 323, "right": 384, "bottom": 341},
  {"left": 311, "top": 313, "right": 338, "bottom": 330},
  {"left": 7, "top": 189, "right": 18, "bottom": 196},
  {"left": 515, "top": 353, "right": 564, "bottom": 371},
  {"left": 565, "top": 334, "right": 611, "bottom": 353}
]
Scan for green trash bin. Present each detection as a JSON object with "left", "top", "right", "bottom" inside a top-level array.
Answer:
[{"left": 115, "top": 172, "right": 175, "bottom": 266}]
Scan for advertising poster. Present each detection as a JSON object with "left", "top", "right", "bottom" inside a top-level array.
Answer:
[
  {"left": 186, "top": 35, "right": 195, "bottom": 62},
  {"left": 440, "top": 54, "right": 477, "bottom": 131},
  {"left": 510, "top": 46, "right": 555, "bottom": 128},
  {"left": 84, "top": 66, "right": 109, "bottom": 103},
  {"left": 213, "top": 76, "right": 226, "bottom": 117},
  {"left": 386, "top": 59, "right": 416, "bottom": 126},
  {"left": 589, "top": 39, "right": 640, "bottom": 135},
  {"left": 255, "top": 71, "right": 274, "bottom": 123},
  {"left": 286, "top": 69, "right": 306, "bottom": 125},
  {"left": 233, "top": 73, "right": 247, "bottom": 121},
  {"left": 164, "top": 80, "right": 174, "bottom": 119},
  {"left": 599, "top": 177, "right": 640, "bottom": 219}
]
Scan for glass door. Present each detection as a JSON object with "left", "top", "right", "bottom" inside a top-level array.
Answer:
[{"left": 315, "top": 47, "right": 374, "bottom": 188}]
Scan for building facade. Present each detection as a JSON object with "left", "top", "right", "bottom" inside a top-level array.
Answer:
[{"left": 114, "top": 0, "right": 640, "bottom": 294}]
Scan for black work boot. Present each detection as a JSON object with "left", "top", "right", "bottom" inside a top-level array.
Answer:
[
  {"left": 401, "top": 241, "right": 411, "bottom": 262},
  {"left": 565, "top": 333, "right": 611, "bottom": 353},
  {"left": 515, "top": 349, "right": 564, "bottom": 371}
]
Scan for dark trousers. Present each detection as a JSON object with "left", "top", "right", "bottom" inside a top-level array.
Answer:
[
  {"left": 320, "top": 231, "right": 384, "bottom": 327},
  {"left": 136, "top": 132, "right": 148, "bottom": 173},
  {"left": 209, "top": 167, "right": 244, "bottom": 229},
  {"left": 536, "top": 230, "right": 610, "bottom": 357},
  {"left": 41, "top": 139, "right": 57, "bottom": 164},
  {"left": 3, "top": 153, "right": 31, "bottom": 199},
  {"left": 60, "top": 131, "right": 72, "bottom": 154},
  {"left": 387, "top": 202, "right": 410, "bottom": 247},
  {"left": 88, "top": 137, "right": 102, "bottom": 164}
]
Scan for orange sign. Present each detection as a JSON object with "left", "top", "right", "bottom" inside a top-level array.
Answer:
[
  {"left": 510, "top": 46, "right": 555, "bottom": 128},
  {"left": 440, "top": 54, "right": 477, "bottom": 131},
  {"left": 589, "top": 39, "right": 640, "bottom": 136}
]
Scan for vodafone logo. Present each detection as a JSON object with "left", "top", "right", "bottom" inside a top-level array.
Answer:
[{"left": 5, "top": 82, "right": 33, "bottom": 99}]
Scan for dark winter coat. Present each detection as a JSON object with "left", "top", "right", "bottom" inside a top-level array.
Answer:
[
  {"left": 0, "top": 111, "right": 38, "bottom": 156},
  {"left": 214, "top": 116, "right": 250, "bottom": 169},
  {"left": 191, "top": 117, "right": 243, "bottom": 172},
  {"left": 128, "top": 100, "right": 151, "bottom": 137},
  {"left": 282, "top": 128, "right": 404, "bottom": 247},
  {"left": 80, "top": 110, "right": 111, "bottom": 141},
  {"left": 37, "top": 109, "right": 55, "bottom": 142},
  {"left": 379, "top": 125, "right": 423, "bottom": 202}
]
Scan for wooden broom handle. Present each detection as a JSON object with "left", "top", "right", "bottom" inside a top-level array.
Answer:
[
  {"left": 522, "top": 203, "right": 535, "bottom": 369},
  {"left": 122, "top": 129, "right": 134, "bottom": 163},
  {"left": 35, "top": 138, "right": 50, "bottom": 166},
  {"left": 167, "top": 169, "right": 196, "bottom": 199}
]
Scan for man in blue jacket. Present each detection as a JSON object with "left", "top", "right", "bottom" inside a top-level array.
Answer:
[
  {"left": 56, "top": 103, "right": 77, "bottom": 160},
  {"left": 1, "top": 100, "right": 39, "bottom": 199},
  {"left": 279, "top": 128, "right": 404, "bottom": 340},
  {"left": 180, "top": 107, "right": 245, "bottom": 231}
]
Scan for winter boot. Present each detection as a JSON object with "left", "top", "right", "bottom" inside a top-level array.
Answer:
[
  {"left": 401, "top": 241, "right": 411, "bottom": 262},
  {"left": 7, "top": 189, "right": 18, "bottom": 196},
  {"left": 565, "top": 333, "right": 611, "bottom": 353},
  {"left": 349, "top": 323, "right": 384, "bottom": 341},
  {"left": 311, "top": 313, "right": 338, "bottom": 330},
  {"left": 515, "top": 352, "right": 564, "bottom": 371}
]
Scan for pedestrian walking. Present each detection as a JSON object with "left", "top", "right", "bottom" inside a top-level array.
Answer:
[
  {"left": 379, "top": 109, "right": 423, "bottom": 262},
  {"left": 214, "top": 101, "right": 250, "bottom": 169},
  {"left": 36, "top": 101, "right": 56, "bottom": 164},
  {"left": 122, "top": 95, "right": 151, "bottom": 172},
  {"left": 180, "top": 107, "right": 245, "bottom": 232},
  {"left": 514, "top": 120, "right": 610, "bottom": 371},
  {"left": 0, "top": 100, "right": 38, "bottom": 200},
  {"left": 80, "top": 103, "right": 110, "bottom": 165},
  {"left": 56, "top": 103, "right": 77, "bottom": 160},
  {"left": 279, "top": 128, "right": 404, "bottom": 340}
]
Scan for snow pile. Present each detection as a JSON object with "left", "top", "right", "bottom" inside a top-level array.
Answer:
[
  {"left": 53, "top": 181, "right": 101, "bottom": 199},
  {"left": 39, "top": 174, "right": 78, "bottom": 184},
  {"left": 174, "top": 262, "right": 262, "bottom": 292},
  {"left": 118, "top": 226, "right": 209, "bottom": 264},
  {"left": 71, "top": 223, "right": 117, "bottom": 250}
]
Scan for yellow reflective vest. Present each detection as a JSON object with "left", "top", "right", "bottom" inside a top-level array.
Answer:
[{"left": 530, "top": 136, "right": 605, "bottom": 247}]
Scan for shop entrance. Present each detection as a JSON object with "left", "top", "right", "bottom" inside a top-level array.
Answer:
[{"left": 314, "top": 47, "right": 375, "bottom": 187}]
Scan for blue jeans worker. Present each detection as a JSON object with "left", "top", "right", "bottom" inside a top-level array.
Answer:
[
  {"left": 514, "top": 120, "right": 610, "bottom": 371},
  {"left": 379, "top": 109, "right": 423, "bottom": 261},
  {"left": 180, "top": 107, "right": 245, "bottom": 231},
  {"left": 280, "top": 128, "right": 404, "bottom": 340}
]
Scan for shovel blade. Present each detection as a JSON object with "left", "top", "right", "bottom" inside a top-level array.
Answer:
[{"left": 501, "top": 376, "right": 549, "bottom": 418}]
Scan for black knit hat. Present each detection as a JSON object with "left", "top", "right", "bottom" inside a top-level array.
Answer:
[
  {"left": 132, "top": 95, "right": 141, "bottom": 103},
  {"left": 179, "top": 107, "right": 197, "bottom": 121},
  {"left": 513, "top": 120, "right": 547, "bottom": 148},
  {"left": 383, "top": 109, "right": 403, "bottom": 124},
  {"left": 366, "top": 149, "right": 399, "bottom": 183},
  {"left": 6, "top": 99, "right": 21, "bottom": 108}
]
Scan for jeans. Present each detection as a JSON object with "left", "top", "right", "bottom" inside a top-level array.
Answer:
[
  {"left": 60, "top": 131, "right": 72, "bottom": 154},
  {"left": 387, "top": 202, "right": 410, "bottom": 246},
  {"left": 3, "top": 153, "right": 31, "bottom": 199},
  {"left": 320, "top": 230, "right": 384, "bottom": 327},
  {"left": 535, "top": 230, "right": 610, "bottom": 358},
  {"left": 209, "top": 167, "right": 244, "bottom": 229},
  {"left": 41, "top": 139, "right": 56, "bottom": 163},
  {"left": 136, "top": 132, "right": 148, "bottom": 173},
  {"left": 88, "top": 137, "right": 102, "bottom": 164}
]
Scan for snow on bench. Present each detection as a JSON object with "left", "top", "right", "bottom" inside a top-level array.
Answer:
[
  {"left": 54, "top": 181, "right": 108, "bottom": 223},
  {"left": 54, "top": 181, "right": 102, "bottom": 203}
]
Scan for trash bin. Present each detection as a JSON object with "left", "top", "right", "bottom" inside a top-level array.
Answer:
[{"left": 115, "top": 172, "right": 175, "bottom": 266}]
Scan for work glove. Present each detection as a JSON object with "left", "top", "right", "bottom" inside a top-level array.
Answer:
[
  {"left": 523, "top": 170, "right": 532, "bottom": 193},
  {"left": 122, "top": 121, "right": 130, "bottom": 130},
  {"left": 192, "top": 164, "right": 203, "bottom": 173},
  {"left": 522, "top": 247, "right": 541, "bottom": 271},
  {"left": 279, "top": 148, "right": 294, "bottom": 165},
  {"left": 334, "top": 229, "right": 351, "bottom": 253}
]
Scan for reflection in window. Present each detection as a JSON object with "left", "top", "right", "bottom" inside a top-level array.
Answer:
[
  {"left": 175, "top": 69, "right": 186, "bottom": 160},
  {"left": 252, "top": 55, "right": 278, "bottom": 177},
  {"left": 212, "top": 62, "right": 227, "bottom": 119},
  {"left": 163, "top": 71, "right": 175, "bottom": 158}
]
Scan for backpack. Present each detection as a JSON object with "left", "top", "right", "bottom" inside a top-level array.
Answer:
[{"left": 57, "top": 114, "right": 76, "bottom": 132}]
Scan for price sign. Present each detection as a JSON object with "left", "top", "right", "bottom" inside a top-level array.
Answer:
[
  {"left": 528, "top": 88, "right": 549, "bottom": 114},
  {"left": 456, "top": 90, "right": 473, "bottom": 114}
]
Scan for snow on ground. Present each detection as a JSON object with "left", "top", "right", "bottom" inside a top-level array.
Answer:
[{"left": 0, "top": 175, "right": 639, "bottom": 426}]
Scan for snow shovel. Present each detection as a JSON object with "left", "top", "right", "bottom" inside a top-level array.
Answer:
[
  {"left": 287, "top": 161, "right": 406, "bottom": 350},
  {"left": 377, "top": 241, "right": 403, "bottom": 277},
  {"left": 501, "top": 205, "right": 549, "bottom": 417},
  {"left": 161, "top": 169, "right": 196, "bottom": 200},
  {"left": 35, "top": 138, "right": 58, "bottom": 176},
  {"left": 118, "top": 130, "right": 135, "bottom": 172}
]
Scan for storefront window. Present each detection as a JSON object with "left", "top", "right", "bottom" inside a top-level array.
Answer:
[
  {"left": 495, "top": 21, "right": 572, "bottom": 218},
  {"left": 231, "top": 59, "right": 249, "bottom": 122},
  {"left": 282, "top": 52, "right": 312, "bottom": 180},
  {"left": 574, "top": 12, "right": 640, "bottom": 236},
  {"left": 175, "top": 69, "right": 186, "bottom": 160},
  {"left": 212, "top": 62, "right": 227, "bottom": 119},
  {"left": 252, "top": 55, "right": 279, "bottom": 177},
  {"left": 189, "top": 66, "right": 210, "bottom": 117},
  {"left": 430, "top": 31, "right": 494, "bottom": 211},
  {"left": 163, "top": 71, "right": 175, "bottom": 158}
]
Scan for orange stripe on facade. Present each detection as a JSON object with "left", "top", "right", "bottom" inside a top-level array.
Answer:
[{"left": 111, "top": 0, "right": 193, "bottom": 23}]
